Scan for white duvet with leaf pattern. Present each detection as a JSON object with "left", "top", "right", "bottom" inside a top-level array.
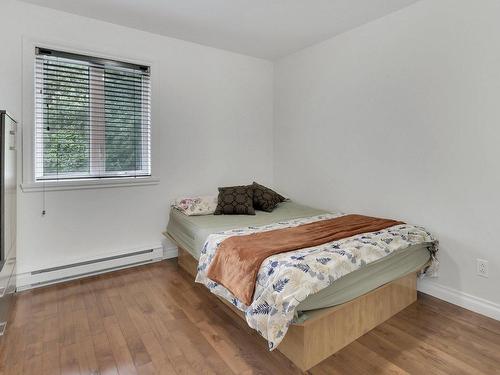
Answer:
[{"left": 195, "top": 213, "right": 438, "bottom": 350}]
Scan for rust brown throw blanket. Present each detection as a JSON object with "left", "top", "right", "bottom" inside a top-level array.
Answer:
[{"left": 206, "top": 214, "right": 404, "bottom": 305}]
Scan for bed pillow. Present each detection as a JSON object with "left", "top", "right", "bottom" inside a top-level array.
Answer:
[
  {"left": 173, "top": 195, "right": 218, "bottom": 216},
  {"left": 214, "top": 185, "right": 255, "bottom": 215},
  {"left": 252, "top": 182, "right": 286, "bottom": 212}
]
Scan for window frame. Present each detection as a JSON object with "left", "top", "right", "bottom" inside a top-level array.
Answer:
[
  {"left": 21, "top": 38, "right": 159, "bottom": 192},
  {"left": 35, "top": 48, "right": 151, "bottom": 181}
]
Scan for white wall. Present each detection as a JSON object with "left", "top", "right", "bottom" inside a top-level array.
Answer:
[
  {"left": 275, "top": 0, "right": 500, "bottom": 313},
  {"left": 0, "top": 0, "right": 274, "bottom": 275},
  {"left": 1, "top": 0, "right": 498, "bottom": 319}
]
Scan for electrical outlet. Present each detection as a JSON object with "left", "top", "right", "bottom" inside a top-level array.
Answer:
[{"left": 477, "top": 259, "right": 489, "bottom": 278}]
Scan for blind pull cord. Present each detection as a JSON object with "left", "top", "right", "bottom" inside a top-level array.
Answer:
[{"left": 42, "top": 94, "right": 47, "bottom": 216}]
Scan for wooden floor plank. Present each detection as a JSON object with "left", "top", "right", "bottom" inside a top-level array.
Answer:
[
  {"left": 139, "top": 331, "right": 177, "bottom": 375},
  {"left": 0, "top": 260, "right": 499, "bottom": 375},
  {"left": 59, "top": 343, "right": 81, "bottom": 375},
  {"left": 91, "top": 332, "right": 120, "bottom": 375},
  {"left": 319, "top": 340, "right": 411, "bottom": 375},
  {"left": 41, "top": 341, "right": 61, "bottom": 375},
  {"left": 372, "top": 321, "right": 484, "bottom": 375},
  {"left": 75, "top": 337, "right": 99, "bottom": 375},
  {"left": 388, "top": 313, "right": 500, "bottom": 374}
]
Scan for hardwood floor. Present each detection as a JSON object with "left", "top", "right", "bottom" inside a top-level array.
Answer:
[{"left": 0, "top": 260, "right": 499, "bottom": 375}]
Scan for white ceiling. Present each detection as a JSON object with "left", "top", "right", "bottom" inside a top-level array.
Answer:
[{"left": 20, "top": 0, "right": 420, "bottom": 59}]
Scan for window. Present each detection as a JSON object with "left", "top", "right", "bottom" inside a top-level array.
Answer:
[{"left": 34, "top": 48, "right": 151, "bottom": 181}]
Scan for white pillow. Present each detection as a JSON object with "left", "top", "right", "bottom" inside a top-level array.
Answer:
[{"left": 173, "top": 195, "right": 218, "bottom": 216}]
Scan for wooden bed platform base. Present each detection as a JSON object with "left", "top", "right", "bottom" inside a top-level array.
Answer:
[{"left": 177, "top": 246, "right": 417, "bottom": 371}]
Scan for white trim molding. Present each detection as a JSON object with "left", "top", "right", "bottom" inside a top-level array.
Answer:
[
  {"left": 21, "top": 176, "right": 160, "bottom": 192},
  {"left": 418, "top": 279, "right": 500, "bottom": 321}
]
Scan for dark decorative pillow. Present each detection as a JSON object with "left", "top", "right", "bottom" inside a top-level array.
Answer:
[
  {"left": 252, "top": 182, "right": 286, "bottom": 212},
  {"left": 214, "top": 185, "right": 255, "bottom": 215}
]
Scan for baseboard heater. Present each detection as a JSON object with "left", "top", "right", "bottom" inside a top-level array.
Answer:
[{"left": 17, "top": 246, "right": 163, "bottom": 291}]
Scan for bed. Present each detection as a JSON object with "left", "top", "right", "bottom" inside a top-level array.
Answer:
[{"left": 165, "top": 201, "right": 436, "bottom": 370}]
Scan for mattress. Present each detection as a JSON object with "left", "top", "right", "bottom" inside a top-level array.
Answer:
[
  {"left": 295, "top": 242, "right": 429, "bottom": 314},
  {"left": 166, "top": 201, "right": 430, "bottom": 311},
  {"left": 166, "top": 201, "right": 327, "bottom": 258}
]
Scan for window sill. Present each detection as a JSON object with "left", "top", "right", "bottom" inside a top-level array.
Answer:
[{"left": 21, "top": 176, "right": 160, "bottom": 193}]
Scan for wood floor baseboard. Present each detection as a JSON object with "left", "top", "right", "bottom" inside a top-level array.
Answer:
[
  {"left": 418, "top": 279, "right": 500, "bottom": 321},
  {"left": 177, "top": 246, "right": 417, "bottom": 371}
]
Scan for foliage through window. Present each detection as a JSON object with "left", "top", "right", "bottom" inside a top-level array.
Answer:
[{"left": 35, "top": 48, "right": 151, "bottom": 181}]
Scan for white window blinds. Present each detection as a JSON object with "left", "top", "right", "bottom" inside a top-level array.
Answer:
[{"left": 35, "top": 48, "right": 151, "bottom": 181}]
